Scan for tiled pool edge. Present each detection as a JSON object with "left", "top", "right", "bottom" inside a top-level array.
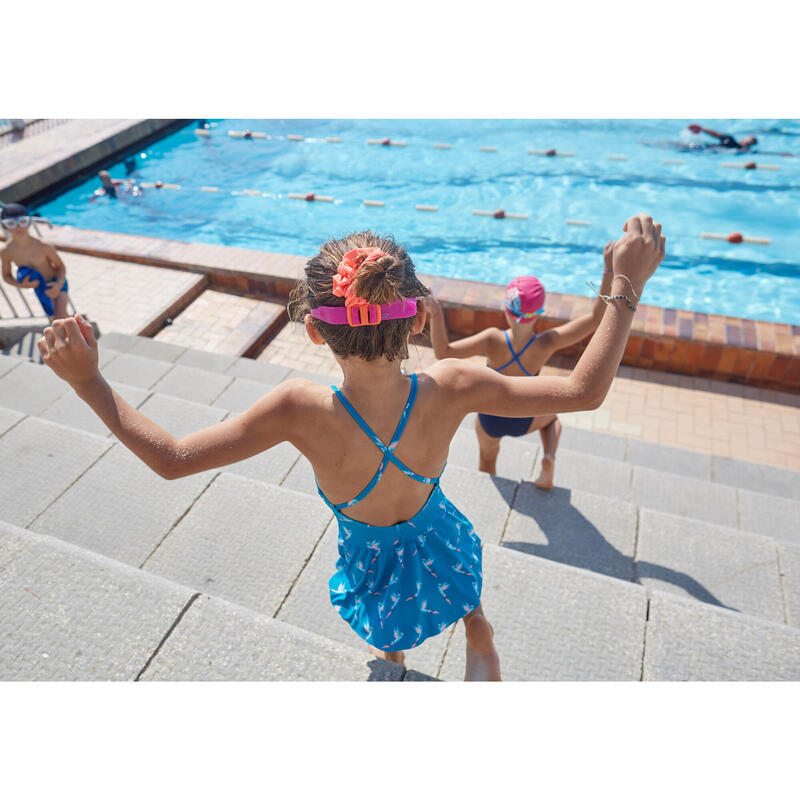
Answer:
[{"left": 29, "top": 225, "right": 800, "bottom": 394}]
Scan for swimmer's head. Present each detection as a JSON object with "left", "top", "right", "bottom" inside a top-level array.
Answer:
[
  {"left": 504, "top": 276, "right": 545, "bottom": 326},
  {"left": 1, "top": 203, "right": 32, "bottom": 236},
  {"left": 289, "top": 231, "right": 430, "bottom": 362},
  {"left": 98, "top": 170, "right": 115, "bottom": 189},
  {"left": 740, "top": 135, "right": 757, "bottom": 148}
]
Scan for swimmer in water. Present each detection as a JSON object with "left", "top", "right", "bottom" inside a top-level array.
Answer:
[
  {"left": 686, "top": 125, "right": 757, "bottom": 151},
  {"left": 91, "top": 170, "right": 142, "bottom": 201}
]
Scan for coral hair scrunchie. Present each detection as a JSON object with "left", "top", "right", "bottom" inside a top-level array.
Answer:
[{"left": 332, "top": 247, "right": 389, "bottom": 307}]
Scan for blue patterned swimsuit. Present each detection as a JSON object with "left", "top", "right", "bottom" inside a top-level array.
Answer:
[{"left": 317, "top": 373, "right": 483, "bottom": 652}]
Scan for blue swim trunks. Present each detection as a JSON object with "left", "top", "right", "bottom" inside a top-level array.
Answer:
[
  {"left": 317, "top": 374, "right": 483, "bottom": 651},
  {"left": 16, "top": 266, "right": 68, "bottom": 317}
]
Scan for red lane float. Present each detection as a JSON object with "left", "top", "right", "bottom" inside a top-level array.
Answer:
[
  {"left": 479, "top": 146, "right": 498, "bottom": 152},
  {"left": 363, "top": 200, "right": 384, "bottom": 207},
  {"left": 367, "top": 138, "right": 407, "bottom": 146},
  {"left": 433, "top": 143, "right": 451, "bottom": 149},
  {"left": 700, "top": 232, "right": 771, "bottom": 245},
  {"left": 288, "top": 193, "right": 334, "bottom": 202},
  {"left": 326, "top": 137, "right": 342, "bottom": 143},
  {"left": 528, "top": 148, "right": 574, "bottom": 157},
  {"left": 722, "top": 162, "right": 780, "bottom": 171},
  {"left": 287, "top": 135, "right": 304, "bottom": 141},
  {"left": 416, "top": 205, "right": 438, "bottom": 212},
  {"left": 473, "top": 209, "right": 528, "bottom": 220}
]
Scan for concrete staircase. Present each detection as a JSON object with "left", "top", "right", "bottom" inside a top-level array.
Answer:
[{"left": 1, "top": 333, "right": 799, "bottom": 681}]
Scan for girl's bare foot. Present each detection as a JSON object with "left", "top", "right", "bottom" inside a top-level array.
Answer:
[
  {"left": 464, "top": 607, "right": 501, "bottom": 681},
  {"left": 368, "top": 644, "right": 405, "bottom": 665},
  {"left": 534, "top": 418, "right": 561, "bottom": 490}
]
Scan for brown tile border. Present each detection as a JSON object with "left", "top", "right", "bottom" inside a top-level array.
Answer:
[{"left": 20, "top": 224, "right": 800, "bottom": 395}]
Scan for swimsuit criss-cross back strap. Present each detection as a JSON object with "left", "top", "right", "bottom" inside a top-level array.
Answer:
[
  {"left": 496, "top": 329, "right": 538, "bottom": 376},
  {"left": 316, "top": 373, "right": 444, "bottom": 514}
]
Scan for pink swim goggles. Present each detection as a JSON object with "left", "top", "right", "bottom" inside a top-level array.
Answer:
[{"left": 310, "top": 297, "right": 417, "bottom": 327}]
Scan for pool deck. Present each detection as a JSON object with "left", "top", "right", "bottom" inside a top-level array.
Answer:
[
  {"left": 0, "top": 119, "right": 182, "bottom": 204},
  {"left": 28, "top": 223, "right": 800, "bottom": 395}
]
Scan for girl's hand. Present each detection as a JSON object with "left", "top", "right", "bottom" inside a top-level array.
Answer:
[
  {"left": 18, "top": 276, "right": 39, "bottom": 289},
  {"left": 37, "top": 314, "right": 100, "bottom": 388},
  {"left": 614, "top": 214, "right": 665, "bottom": 294},
  {"left": 45, "top": 281, "right": 61, "bottom": 299},
  {"left": 422, "top": 295, "right": 441, "bottom": 312}
]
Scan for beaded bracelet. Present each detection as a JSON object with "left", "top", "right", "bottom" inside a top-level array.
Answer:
[
  {"left": 586, "top": 280, "right": 637, "bottom": 312},
  {"left": 612, "top": 274, "right": 640, "bottom": 300}
]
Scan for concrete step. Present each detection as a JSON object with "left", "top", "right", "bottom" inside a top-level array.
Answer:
[{"left": 0, "top": 521, "right": 406, "bottom": 681}]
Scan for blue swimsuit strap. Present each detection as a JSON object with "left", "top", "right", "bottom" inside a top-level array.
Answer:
[
  {"left": 316, "top": 374, "right": 441, "bottom": 513},
  {"left": 495, "top": 329, "right": 537, "bottom": 376}
]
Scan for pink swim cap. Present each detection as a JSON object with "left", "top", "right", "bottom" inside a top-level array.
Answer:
[{"left": 505, "top": 276, "right": 545, "bottom": 322}]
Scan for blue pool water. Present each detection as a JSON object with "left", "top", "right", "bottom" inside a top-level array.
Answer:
[{"left": 38, "top": 119, "right": 800, "bottom": 324}]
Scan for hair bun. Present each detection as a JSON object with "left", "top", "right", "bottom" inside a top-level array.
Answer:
[{"left": 350, "top": 254, "right": 405, "bottom": 305}]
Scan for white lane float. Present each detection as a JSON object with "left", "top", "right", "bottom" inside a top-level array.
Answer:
[
  {"left": 326, "top": 137, "right": 342, "bottom": 143},
  {"left": 194, "top": 129, "right": 211, "bottom": 137},
  {"left": 139, "top": 181, "right": 181, "bottom": 189},
  {"left": 416, "top": 205, "right": 438, "bottom": 212},
  {"left": 700, "top": 231, "right": 771, "bottom": 245},
  {"left": 228, "top": 130, "right": 267, "bottom": 139},
  {"left": 565, "top": 219, "right": 591, "bottom": 226},
  {"left": 479, "top": 146, "right": 498, "bottom": 152},
  {"left": 663, "top": 158, "right": 684, "bottom": 164},
  {"left": 433, "top": 143, "right": 451, "bottom": 149},
  {"left": 607, "top": 155, "right": 629, "bottom": 161},
  {"left": 363, "top": 200, "right": 384, "bottom": 207},
  {"left": 201, "top": 186, "right": 221, "bottom": 192},
  {"left": 287, "top": 135, "right": 304, "bottom": 141}
]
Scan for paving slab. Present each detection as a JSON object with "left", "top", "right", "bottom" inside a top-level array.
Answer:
[
  {"left": 0, "top": 354, "right": 23, "bottom": 379},
  {"left": 125, "top": 337, "right": 187, "bottom": 363},
  {"left": 778, "top": 543, "right": 800, "bottom": 627},
  {"left": 101, "top": 352, "right": 174, "bottom": 389},
  {"left": 636, "top": 509, "right": 784, "bottom": 623},
  {"left": 40, "top": 381, "right": 150, "bottom": 436},
  {"left": 96, "top": 331, "right": 138, "bottom": 353},
  {"left": 439, "top": 465, "right": 517, "bottom": 547},
  {"left": 630, "top": 467, "right": 739, "bottom": 529},
  {"left": 225, "top": 357, "right": 291, "bottom": 384},
  {"left": 212, "top": 377, "right": 276, "bottom": 413},
  {"left": 0, "top": 359, "right": 70, "bottom": 414},
  {"left": 277, "top": 519, "right": 450, "bottom": 678},
  {"left": 30, "top": 445, "right": 216, "bottom": 567},
  {"left": 149, "top": 365, "right": 233, "bottom": 405},
  {"left": 0, "top": 520, "right": 30, "bottom": 571},
  {"left": 642, "top": 590, "right": 800, "bottom": 680},
  {"left": 137, "top": 393, "right": 228, "bottom": 438},
  {"left": 448, "top": 427, "right": 538, "bottom": 482},
  {"left": 504, "top": 482, "right": 637, "bottom": 580},
  {"left": 0, "top": 525, "right": 192, "bottom": 680},
  {"left": 536, "top": 423, "right": 628, "bottom": 461},
  {"left": 0, "top": 417, "right": 112, "bottom": 527},
  {"left": 438, "top": 545, "right": 648, "bottom": 681},
  {"left": 143, "top": 474, "right": 331, "bottom": 617},
  {"left": 141, "top": 594, "right": 405, "bottom": 681},
  {"left": 712, "top": 456, "right": 800, "bottom": 501},
  {"left": 626, "top": 439, "right": 711, "bottom": 481},
  {"left": 0, "top": 405, "right": 23, "bottom": 436},
  {"left": 174, "top": 348, "right": 238, "bottom": 374},
  {"left": 537, "top": 449, "right": 632, "bottom": 501},
  {"left": 737, "top": 490, "right": 800, "bottom": 546},
  {"left": 280, "top": 455, "right": 321, "bottom": 498}
]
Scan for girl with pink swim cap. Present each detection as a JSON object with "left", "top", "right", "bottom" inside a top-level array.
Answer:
[{"left": 426, "top": 242, "right": 616, "bottom": 489}]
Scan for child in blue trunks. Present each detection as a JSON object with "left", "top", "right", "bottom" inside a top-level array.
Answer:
[
  {"left": 1, "top": 203, "right": 71, "bottom": 319},
  {"left": 426, "top": 242, "right": 616, "bottom": 489},
  {"left": 36, "top": 217, "right": 664, "bottom": 680}
]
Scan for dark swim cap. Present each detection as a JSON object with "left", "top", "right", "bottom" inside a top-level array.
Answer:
[{"left": 1, "top": 203, "right": 29, "bottom": 220}]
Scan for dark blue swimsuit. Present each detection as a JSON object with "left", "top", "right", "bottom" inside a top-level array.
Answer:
[{"left": 478, "top": 329, "right": 540, "bottom": 438}]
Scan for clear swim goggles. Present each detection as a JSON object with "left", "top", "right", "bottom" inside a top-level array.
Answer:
[{"left": 1, "top": 216, "right": 31, "bottom": 229}]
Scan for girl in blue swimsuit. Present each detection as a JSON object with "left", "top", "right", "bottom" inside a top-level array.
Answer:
[
  {"left": 426, "top": 243, "right": 616, "bottom": 488},
  {"left": 37, "top": 221, "right": 665, "bottom": 679}
]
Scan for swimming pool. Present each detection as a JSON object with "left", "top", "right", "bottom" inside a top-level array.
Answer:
[{"left": 38, "top": 119, "right": 800, "bottom": 324}]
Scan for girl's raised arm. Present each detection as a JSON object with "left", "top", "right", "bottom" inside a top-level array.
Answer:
[
  {"left": 37, "top": 316, "right": 299, "bottom": 479},
  {"left": 424, "top": 295, "right": 496, "bottom": 359},
  {"left": 445, "top": 214, "right": 664, "bottom": 419}
]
